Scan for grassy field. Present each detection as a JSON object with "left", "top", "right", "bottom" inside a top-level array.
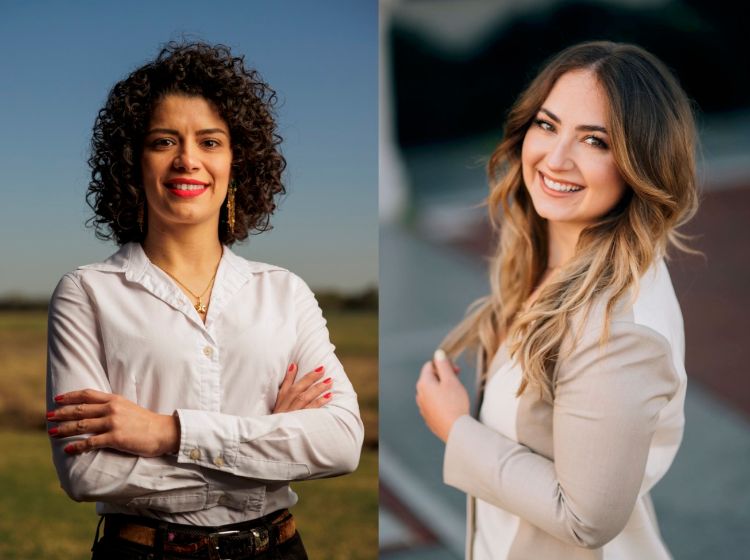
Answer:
[{"left": 0, "top": 309, "right": 378, "bottom": 559}]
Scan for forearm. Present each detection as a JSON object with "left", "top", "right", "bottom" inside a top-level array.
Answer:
[
  {"left": 176, "top": 398, "right": 363, "bottom": 481},
  {"left": 51, "top": 439, "right": 207, "bottom": 506},
  {"left": 444, "top": 415, "right": 633, "bottom": 549}
]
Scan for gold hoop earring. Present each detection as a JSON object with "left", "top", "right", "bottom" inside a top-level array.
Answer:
[{"left": 227, "top": 181, "right": 236, "bottom": 235}]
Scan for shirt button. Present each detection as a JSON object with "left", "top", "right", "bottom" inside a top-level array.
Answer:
[
  {"left": 189, "top": 448, "right": 201, "bottom": 461},
  {"left": 203, "top": 346, "right": 213, "bottom": 358},
  {"left": 213, "top": 456, "right": 225, "bottom": 468},
  {"left": 217, "top": 494, "right": 228, "bottom": 506}
]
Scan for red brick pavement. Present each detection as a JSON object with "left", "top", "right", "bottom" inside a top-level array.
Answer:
[{"left": 669, "top": 187, "right": 750, "bottom": 420}]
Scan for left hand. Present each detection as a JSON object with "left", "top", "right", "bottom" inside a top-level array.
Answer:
[
  {"left": 416, "top": 350, "right": 470, "bottom": 443},
  {"left": 273, "top": 363, "right": 333, "bottom": 413},
  {"left": 48, "top": 389, "right": 180, "bottom": 457}
]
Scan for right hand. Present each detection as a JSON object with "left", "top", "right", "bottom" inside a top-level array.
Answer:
[
  {"left": 415, "top": 350, "right": 469, "bottom": 443},
  {"left": 273, "top": 363, "right": 333, "bottom": 413},
  {"left": 48, "top": 389, "right": 179, "bottom": 457}
]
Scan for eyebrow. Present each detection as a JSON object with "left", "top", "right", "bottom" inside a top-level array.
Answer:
[
  {"left": 146, "top": 127, "right": 229, "bottom": 136},
  {"left": 540, "top": 108, "right": 608, "bottom": 134}
]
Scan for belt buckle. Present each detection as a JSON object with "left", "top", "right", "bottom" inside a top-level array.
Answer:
[
  {"left": 208, "top": 529, "right": 239, "bottom": 560},
  {"left": 251, "top": 526, "right": 270, "bottom": 552}
]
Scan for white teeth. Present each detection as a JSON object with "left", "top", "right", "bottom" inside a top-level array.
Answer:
[
  {"left": 168, "top": 183, "right": 207, "bottom": 191},
  {"left": 542, "top": 174, "right": 583, "bottom": 193}
]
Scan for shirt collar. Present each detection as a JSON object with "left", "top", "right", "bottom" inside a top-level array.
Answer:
[
  {"left": 80, "top": 242, "right": 285, "bottom": 332},
  {"left": 80, "top": 242, "right": 282, "bottom": 279}
]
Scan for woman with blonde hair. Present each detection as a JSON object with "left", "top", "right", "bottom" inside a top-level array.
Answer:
[{"left": 416, "top": 41, "right": 698, "bottom": 559}]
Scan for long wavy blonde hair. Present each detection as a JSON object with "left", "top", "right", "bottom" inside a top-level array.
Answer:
[{"left": 441, "top": 41, "right": 699, "bottom": 403}]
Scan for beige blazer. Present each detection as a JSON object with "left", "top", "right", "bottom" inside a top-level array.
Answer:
[{"left": 443, "top": 260, "right": 685, "bottom": 559}]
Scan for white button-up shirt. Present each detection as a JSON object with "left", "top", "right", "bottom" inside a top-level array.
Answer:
[{"left": 46, "top": 242, "right": 363, "bottom": 525}]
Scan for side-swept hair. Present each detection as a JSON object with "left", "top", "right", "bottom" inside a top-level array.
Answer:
[{"left": 442, "top": 41, "right": 698, "bottom": 403}]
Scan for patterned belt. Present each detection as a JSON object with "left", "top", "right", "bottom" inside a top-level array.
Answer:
[{"left": 102, "top": 509, "right": 296, "bottom": 559}]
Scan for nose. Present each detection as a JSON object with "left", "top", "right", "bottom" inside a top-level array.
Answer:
[
  {"left": 545, "top": 137, "right": 575, "bottom": 171},
  {"left": 173, "top": 143, "right": 200, "bottom": 171}
]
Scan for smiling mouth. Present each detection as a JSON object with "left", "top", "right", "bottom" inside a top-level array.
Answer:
[
  {"left": 539, "top": 171, "right": 585, "bottom": 193},
  {"left": 164, "top": 182, "right": 209, "bottom": 198},
  {"left": 167, "top": 183, "right": 208, "bottom": 191}
]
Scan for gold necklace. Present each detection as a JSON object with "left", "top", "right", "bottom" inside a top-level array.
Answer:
[
  {"left": 144, "top": 254, "right": 221, "bottom": 315},
  {"left": 142, "top": 245, "right": 222, "bottom": 315},
  {"left": 160, "top": 268, "right": 218, "bottom": 315}
]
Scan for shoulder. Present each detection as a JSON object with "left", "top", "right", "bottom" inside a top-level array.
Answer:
[
  {"left": 60, "top": 243, "right": 137, "bottom": 287},
  {"left": 51, "top": 244, "right": 133, "bottom": 300},
  {"left": 222, "top": 246, "right": 309, "bottom": 289},
  {"left": 221, "top": 247, "right": 320, "bottom": 312},
  {"left": 222, "top": 246, "right": 292, "bottom": 277},
  {"left": 559, "top": 259, "right": 685, "bottom": 379},
  {"left": 572, "top": 259, "right": 683, "bottom": 343}
]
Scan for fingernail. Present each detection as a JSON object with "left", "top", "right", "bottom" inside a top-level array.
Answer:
[
  {"left": 288, "top": 363, "right": 295, "bottom": 372},
  {"left": 314, "top": 366, "right": 324, "bottom": 373},
  {"left": 323, "top": 392, "right": 332, "bottom": 399},
  {"left": 64, "top": 444, "right": 75, "bottom": 454},
  {"left": 46, "top": 411, "right": 56, "bottom": 420},
  {"left": 323, "top": 377, "right": 332, "bottom": 384},
  {"left": 434, "top": 349, "right": 447, "bottom": 362},
  {"left": 48, "top": 428, "right": 59, "bottom": 436},
  {"left": 54, "top": 395, "right": 64, "bottom": 402}
]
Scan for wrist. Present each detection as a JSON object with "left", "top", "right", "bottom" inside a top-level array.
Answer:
[
  {"left": 160, "top": 412, "right": 181, "bottom": 455},
  {"left": 440, "top": 412, "right": 465, "bottom": 443}
]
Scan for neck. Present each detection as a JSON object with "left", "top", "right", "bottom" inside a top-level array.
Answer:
[
  {"left": 142, "top": 222, "right": 223, "bottom": 275},
  {"left": 546, "top": 220, "right": 582, "bottom": 269}
]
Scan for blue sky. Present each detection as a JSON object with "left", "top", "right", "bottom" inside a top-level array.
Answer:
[{"left": 0, "top": 1, "right": 377, "bottom": 296}]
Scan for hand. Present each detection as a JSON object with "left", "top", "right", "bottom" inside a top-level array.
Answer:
[
  {"left": 273, "top": 363, "right": 333, "bottom": 413},
  {"left": 48, "top": 389, "right": 179, "bottom": 457},
  {"left": 416, "top": 349, "right": 470, "bottom": 443}
]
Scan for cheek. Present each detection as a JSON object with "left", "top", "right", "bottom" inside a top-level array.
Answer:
[
  {"left": 520, "top": 132, "right": 537, "bottom": 185},
  {"left": 140, "top": 155, "right": 162, "bottom": 184},
  {"left": 211, "top": 156, "right": 232, "bottom": 180},
  {"left": 589, "top": 164, "right": 627, "bottom": 212}
]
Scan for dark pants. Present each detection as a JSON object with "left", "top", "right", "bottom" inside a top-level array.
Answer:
[{"left": 91, "top": 518, "right": 309, "bottom": 560}]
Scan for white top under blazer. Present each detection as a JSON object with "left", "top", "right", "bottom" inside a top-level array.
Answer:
[
  {"left": 47, "top": 242, "right": 363, "bottom": 526},
  {"left": 444, "top": 259, "right": 685, "bottom": 559}
]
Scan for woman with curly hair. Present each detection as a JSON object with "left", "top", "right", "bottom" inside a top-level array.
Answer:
[
  {"left": 46, "top": 41, "right": 363, "bottom": 560},
  {"left": 416, "top": 41, "right": 698, "bottom": 559}
]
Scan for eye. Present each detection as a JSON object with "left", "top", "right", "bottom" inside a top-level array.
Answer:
[
  {"left": 202, "top": 138, "right": 222, "bottom": 148},
  {"left": 584, "top": 135, "right": 609, "bottom": 149},
  {"left": 151, "top": 138, "right": 175, "bottom": 149},
  {"left": 533, "top": 118, "right": 555, "bottom": 132}
]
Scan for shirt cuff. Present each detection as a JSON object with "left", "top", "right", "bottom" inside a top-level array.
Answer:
[{"left": 175, "top": 409, "right": 240, "bottom": 472}]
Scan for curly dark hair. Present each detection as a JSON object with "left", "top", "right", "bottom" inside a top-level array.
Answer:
[{"left": 86, "top": 41, "right": 286, "bottom": 245}]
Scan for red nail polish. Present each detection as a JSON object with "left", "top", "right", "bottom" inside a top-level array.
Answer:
[
  {"left": 48, "top": 428, "right": 59, "bottom": 436},
  {"left": 323, "top": 377, "right": 332, "bottom": 384},
  {"left": 314, "top": 366, "right": 324, "bottom": 373},
  {"left": 54, "top": 395, "right": 64, "bottom": 402},
  {"left": 288, "top": 363, "right": 295, "bottom": 372},
  {"left": 64, "top": 444, "right": 75, "bottom": 454},
  {"left": 323, "top": 392, "right": 332, "bottom": 399},
  {"left": 46, "top": 411, "right": 56, "bottom": 419}
]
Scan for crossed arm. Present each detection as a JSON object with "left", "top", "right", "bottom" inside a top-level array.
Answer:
[
  {"left": 46, "top": 272, "right": 363, "bottom": 507},
  {"left": 48, "top": 362, "right": 332, "bottom": 457}
]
